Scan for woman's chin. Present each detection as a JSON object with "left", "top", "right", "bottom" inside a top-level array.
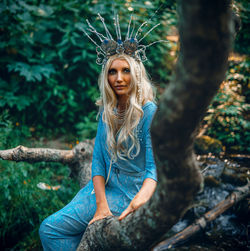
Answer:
[{"left": 115, "top": 90, "right": 129, "bottom": 96}]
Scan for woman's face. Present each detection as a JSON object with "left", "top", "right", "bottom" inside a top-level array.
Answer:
[{"left": 108, "top": 58, "right": 131, "bottom": 99}]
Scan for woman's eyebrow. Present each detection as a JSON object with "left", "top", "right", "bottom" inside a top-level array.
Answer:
[
  {"left": 108, "top": 67, "right": 130, "bottom": 71},
  {"left": 108, "top": 68, "right": 116, "bottom": 71}
]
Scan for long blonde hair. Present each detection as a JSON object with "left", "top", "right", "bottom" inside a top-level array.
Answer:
[{"left": 96, "top": 54, "right": 155, "bottom": 161}]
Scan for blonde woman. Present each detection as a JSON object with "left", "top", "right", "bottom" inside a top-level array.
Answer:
[{"left": 39, "top": 53, "right": 157, "bottom": 250}]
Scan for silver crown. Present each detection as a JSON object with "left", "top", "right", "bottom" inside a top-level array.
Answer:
[{"left": 80, "top": 13, "right": 167, "bottom": 65}]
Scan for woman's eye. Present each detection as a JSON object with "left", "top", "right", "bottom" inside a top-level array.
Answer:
[
  {"left": 108, "top": 69, "right": 116, "bottom": 75},
  {"left": 124, "top": 68, "right": 130, "bottom": 73}
]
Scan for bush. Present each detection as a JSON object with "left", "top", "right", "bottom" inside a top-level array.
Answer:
[
  {"left": 194, "top": 135, "right": 223, "bottom": 155},
  {"left": 0, "top": 0, "right": 173, "bottom": 138},
  {"left": 0, "top": 112, "right": 79, "bottom": 250},
  {"left": 203, "top": 58, "right": 250, "bottom": 153},
  {"left": 233, "top": 0, "right": 250, "bottom": 54},
  {"left": 0, "top": 160, "right": 79, "bottom": 250}
]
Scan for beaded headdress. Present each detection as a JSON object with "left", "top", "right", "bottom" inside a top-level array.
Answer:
[{"left": 80, "top": 13, "right": 166, "bottom": 65}]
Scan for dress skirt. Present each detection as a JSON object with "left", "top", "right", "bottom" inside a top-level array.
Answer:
[{"left": 39, "top": 167, "right": 145, "bottom": 251}]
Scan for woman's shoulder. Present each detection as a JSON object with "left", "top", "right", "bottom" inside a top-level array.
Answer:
[
  {"left": 142, "top": 101, "right": 157, "bottom": 113},
  {"left": 140, "top": 101, "right": 157, "bottom": 126},
  {"left": 96, "top": 108, "right": 104, "bottom": 125}
]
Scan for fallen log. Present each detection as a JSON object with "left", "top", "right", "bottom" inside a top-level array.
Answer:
[
  {"left": 0, "top": 145, "right": 75, "bottom": 163},
  {"left": 152, "top": 181, "right": 250, "bottom": 250},
  {"left": 0, "top": 140, "right": 93, "bottom": 164},
  {"left": 0, "top": 140, "right": 94, "bottom": 187}
]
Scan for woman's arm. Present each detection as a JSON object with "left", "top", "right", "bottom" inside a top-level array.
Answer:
[
  {"left": 89, "top": 113, "right": 113, "bottom": 225},
  {"left": 119, "top": 103, "right": 158, "bottom": 220},
  {"left": 118, "top": 178, "right": 156, "bottom": 220},
  {"left": 89, "top": 175, "right": 113, "bottom": 225}
]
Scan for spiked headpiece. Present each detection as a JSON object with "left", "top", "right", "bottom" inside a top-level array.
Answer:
[{"left": 80, "top": 13, "right": 166, "bottom": 65}]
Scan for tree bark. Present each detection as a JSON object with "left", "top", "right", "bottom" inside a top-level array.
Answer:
[
  {"left": 76, "top": 0, "right": 234, "bottom": 250},
  {"left": 0, "top": 145, "right": 75, "bottom": 163},
  {"left": 0, "top": 140, "right": 94, "bottom": 187}
]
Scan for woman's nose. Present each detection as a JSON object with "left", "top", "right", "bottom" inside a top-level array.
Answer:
[{"left": 116, "top": 71, "right": 123, "bottom": 82}]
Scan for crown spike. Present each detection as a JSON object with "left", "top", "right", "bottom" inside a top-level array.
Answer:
[
  {"left": 129, "top": 16, "right": 136, "bottom": 39},
  {"left": 114, "top": 16, "right": 119, "bottom": 40},
  {"left": 135, "top": 21, "right": 147, "bottom": 39},
  {"left": 98, "top": 13, "right": 114, "bottom": 40},
  {"left": 114, "top": 14, "right": 122, "bottom": 41},
  {"left": 86, "top": 19, "right": 106, "bottom": 41},
  {"left": 126, "top": 15, "right": 132, "bottom": 40},
  {"left": 81, "top": 13, "right": 167, "bottom": 65},
  {"left": 138, "top": 23, "right": 161, "bottom": 43},
  {"left": 145, "top": 40, "right": 168, "bottom": 48},
  {"left": 79, "top": 27, "right": 105, "bottom": 54},
  {"left": 87, "top": 28, "right": 106, "bottom": 42},
  {"left": 116, "top": 14, "right": 122, "bottom": 41}
]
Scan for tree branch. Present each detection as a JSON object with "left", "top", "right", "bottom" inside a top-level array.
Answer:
[
  {"left": 0, "top": 140, "right": 95, "bottom": 187},
  {"left": 0, "top": 145, "right": 74, "bottom": 163}
]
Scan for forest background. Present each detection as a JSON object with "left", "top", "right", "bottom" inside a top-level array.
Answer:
[{"left": 0, "top": 0, "right": 249, "bottom": 250}]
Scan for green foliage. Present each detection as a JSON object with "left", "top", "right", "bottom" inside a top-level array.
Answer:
[
  {"left": 75, "top": 111, "right": 98, "bottom": 140},
  {"left": 201, "top": 0, "right": 250, "bottom": 154},
  {"left": 0, "top": 110, "right": 31, "bottom": 149},
  {"left": 0, "top": 0, "right": 100, "bottom": 137},
  {"left": 0, "top": 0, "right": 174, "bottom": 138},
  {"left": 7, "top": 62, "right": 55, "bottom": 82},
  {"left": 0, "top": 115, "right": 79, "bottom": 250},
  {"left": 194, "top": 135, "right": 223, "bottom": 155},
  {"left": 0, "top": 160, "right": 79, "bottom": 250},
  {"left": 203, "top": 58, "right": 250, "bottom": 153},
  {"left": 233, "top": 0, "right": 250, "bottom": 54}
]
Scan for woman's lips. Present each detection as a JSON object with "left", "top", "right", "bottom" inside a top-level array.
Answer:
[{"left": 115, "top": 85, "right": 126, "bottom": 90}]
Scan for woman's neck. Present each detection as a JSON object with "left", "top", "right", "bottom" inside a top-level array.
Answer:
[{"left": 117, "top": 95, "right": 128, "bottom": 110}]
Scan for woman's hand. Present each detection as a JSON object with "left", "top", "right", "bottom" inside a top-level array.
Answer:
[
  {"left": 89, "top": 175, "right": 113, "bottom": 225},
  {"left": 118, "top": 178, "right": 157, "bottom": 221},
  {"left": 89, "top": 204, "right": 113, "bottom": 225},
  {"left": 118, "top": 194, "right": 146, "bottom": 220}
]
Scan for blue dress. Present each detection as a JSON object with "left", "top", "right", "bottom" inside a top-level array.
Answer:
[{"left": 39, "top": 101, "right": 157, "bottom": 251}]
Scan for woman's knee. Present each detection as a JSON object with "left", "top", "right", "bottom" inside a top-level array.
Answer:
[
  {"left": 39, "top": 214, "right": 85, "bottom": 251},
  {"left": 39, "top": 216, "right": 52, "bottom": 240}
]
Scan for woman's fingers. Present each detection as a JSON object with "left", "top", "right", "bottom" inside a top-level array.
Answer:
[
  {"left": 118, "top": 209, "right": 129, "bottom": 220},
  {"left": 89, "top": 217, "right": 100, "bottom": 225},
  {"left": 88, "top": 213, "right": 112, "bottom": 225},
  {"left": 89, "top": 216, "right": 104, "bottom": 225},
  {"left": 90, "top": 199, "right": 141, "bottom": 223},
  {"left": 88, "top": 219, "right": 94, "bottom": 225},
  {"left": 88, "top": 216, "right": 100, "bottom": 225},
  {"left": 118, "top": 206, "right": 133, "bottom": 220}
]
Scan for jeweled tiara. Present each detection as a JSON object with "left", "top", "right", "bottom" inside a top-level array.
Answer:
[{"left": 79, "top": 13, "right": 167, "bottom": 65}]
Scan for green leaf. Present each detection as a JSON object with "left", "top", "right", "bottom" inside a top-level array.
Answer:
[{"left": 7, "top": 63, "right": 55, "bottom": 82}]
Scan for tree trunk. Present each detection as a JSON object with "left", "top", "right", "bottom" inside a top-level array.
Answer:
[{"left": 76, "top": 0, "right": 233, "bottom": 250}]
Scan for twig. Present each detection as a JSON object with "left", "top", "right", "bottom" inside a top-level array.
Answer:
[{"left": 152, "top": 182, "right": 250, "bottom": 250}]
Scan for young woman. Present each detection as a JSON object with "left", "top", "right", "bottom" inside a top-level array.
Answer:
[{"left": 39, "top": 53, "right": 157, "bottom": 250}]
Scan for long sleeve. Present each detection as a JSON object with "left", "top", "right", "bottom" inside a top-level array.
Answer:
[
  {"left": 91, "top": 114, "right": 106, "bottom": 179},
  {"left": 143, "top": 103, "right": 157, "bottom": 182}
]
